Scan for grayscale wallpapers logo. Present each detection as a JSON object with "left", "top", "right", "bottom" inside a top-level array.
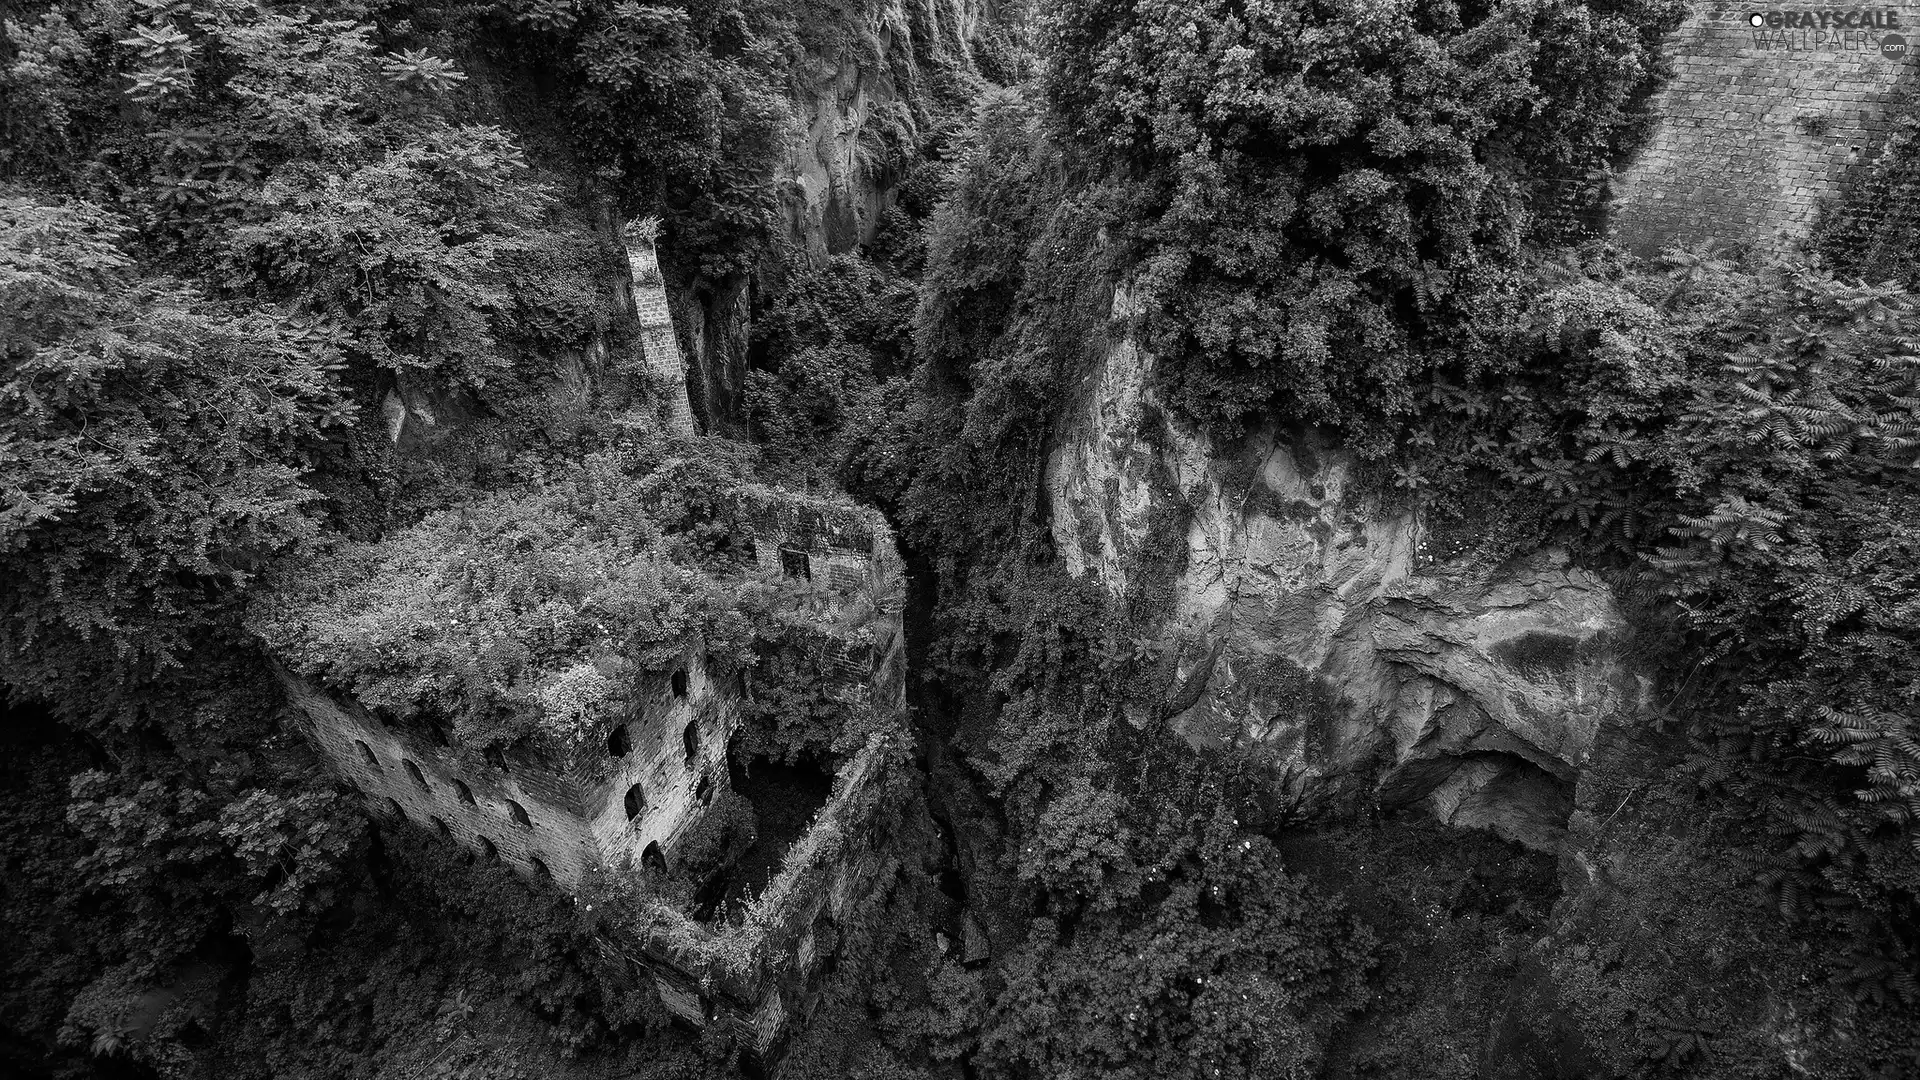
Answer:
[{"left": 1746, "top": 9, "right": 1910, "bottom": 54}]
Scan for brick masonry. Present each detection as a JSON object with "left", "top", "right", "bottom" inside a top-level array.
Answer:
[
  {"left": 1610, "top": 3, "right": 1920, "bottom": 257},
  {"left": 281, "top": 646, "right": 738, "bottom": 889},
  {"left": 276, "top": 491, "right": 909, "bottom": 1070},
  {"left": 622, "top": 229, "right": 698, "bottom": 436}
]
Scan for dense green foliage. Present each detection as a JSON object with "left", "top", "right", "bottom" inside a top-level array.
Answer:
[
  {"left": 9, "top": 0, "right": 1920, "bottom": 1074},
  {"left": 849, "top": 11, "right": 1920, "bottom": 1075},
  {"left": 1042, "top": 0, "right": 1684, "bottom": 451},
  {"left": 1391, "top": 249, "right": 1920, "bottom": 957},
  {"left": 0, "top": 0, "right": 956, "bottom": 1074},
  {"left": 1, "top": 194, "right": 352, "bottom": 710}
]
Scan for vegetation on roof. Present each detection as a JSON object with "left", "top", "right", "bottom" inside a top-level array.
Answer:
[{"left": 252, "top": 449, "right": 759, "bottom": 754}]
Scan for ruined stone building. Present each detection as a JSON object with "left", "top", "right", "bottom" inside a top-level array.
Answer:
[
  {"left": 279, "top": 641, "right": 738, "bottom": 891},
  {"left": 260, "top": 225, "right": 911, "bottom": 1066},
  {"left": 273, "top": 486, "right": 907, "bottom": 1068}
]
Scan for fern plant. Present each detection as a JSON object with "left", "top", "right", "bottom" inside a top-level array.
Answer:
[{"left": 1811, "top": 706, "right": 1920, "bottom": 851}]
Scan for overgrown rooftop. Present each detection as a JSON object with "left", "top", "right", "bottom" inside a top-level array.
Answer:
[{"left": 249, "top": 441, "right": 884, "bottom": 760}]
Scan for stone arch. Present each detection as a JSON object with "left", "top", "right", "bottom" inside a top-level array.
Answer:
[
  {"left": 607, "top": 724, "right": 631, "bottom": 757},
  {"left": 385, "top": 797, "right": 405, "bottom": 819},
  {"left": 671, "top": 668, "right": 688, "bottom": 697},
  {"left": 477, "top": 836, "right": 497, "bottom": 862},
  {"left": 430, "top": 815, "right": 451, "bottom": 838},
  {"left": 402, "top": 759, "right": 430, "bottom": 791},
  {"left": 355, "top": 740, "right": 381, "bottom": 769},
  {"left": 695, "top": 774, "right": 714, "bottom": 806},
  {"left": 625, "top": 784, "right": 646, "bottom": 820},
  {"left": 505, "top": 799, "right": 532, "bottom": 829},
  {"left": 682, "top": 719, "right": 699, "bottom": 761},
  {"left": 530, "top": 856, "right": 552, "bottom": 879},
  {"left": 642, "top": 841, "right": 667, "bottom": 873},
  {"left": 452, "top": 778, "right": 477, "bottom": 805}
]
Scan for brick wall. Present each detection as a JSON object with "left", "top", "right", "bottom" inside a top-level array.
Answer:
[
  {"left": 740, "top": 499, "right": 908, "bottom": 721},
  {"left": 1610, "top": 4, "right": 1919, "bottom": 257},
  {"left": 621, "top": 233, "right": 698, "bottom": 436},
  {"left": 281, "top": 484, "right": 909, "bottom": 1069},
  {"left": 279, "top": 645, "right": 741, "bottom": 890},
  {"left": 282, "top": 676, "right": 599, "bottom": 883},
  {"left": 586, "top": 650, "right": 740, "bottom": 873}
]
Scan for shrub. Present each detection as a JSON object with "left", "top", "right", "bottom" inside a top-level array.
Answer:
[{"left": 0, "top": 194, "right": 352, "bottom": 708}]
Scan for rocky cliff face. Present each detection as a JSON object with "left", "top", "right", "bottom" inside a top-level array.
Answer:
[
  {"left": 1046, "top": 290, "right": 1649, "bottom": 851},
  {"left": 776, "top": 0, "right": 1008, "bottom": 257},
  {"left": 674, "top": 0, "right": 1014, "bottom": 434}
]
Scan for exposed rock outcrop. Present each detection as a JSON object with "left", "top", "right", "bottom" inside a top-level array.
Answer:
[
  {"left": 1046, "top": 290, "right": 1648, "bottom": 849},
  {"left": 673, "top": 0, "right": 1015, "bottom": 433},
  {"left": 775, "top": 0, "right": 1008, "bottom": 258}
]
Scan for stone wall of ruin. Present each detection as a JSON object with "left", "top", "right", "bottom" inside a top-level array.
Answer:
[
  {"left": 623, "top": 232, "right": 698, "bottom": 436},
  {"left": 279, "top": 646, "right": 741, "bottom": 890},
  {"left": 278, "top": 492, "right": 909, "bottom": 1069}
]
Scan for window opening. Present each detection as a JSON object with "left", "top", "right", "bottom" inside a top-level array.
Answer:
[
  {"left": 478, "top": 836, "right": 497, "bottom": 862},
  {"left": 505, "top": 800, "right": 532, "bottom": 829},
  {"left": 452, "top": 779, "right": 476, "bottom": 805},
  {"left": 671, "top": 669, "right": 688, "bottom": 697},
  {"left": 430, "top": 816, "right": 451, "bottom": 837},
  {"left": 780, "top": 547, "right": 810, "bottom": 579},
  {"left": 403, "top": 759, "right": 430, "bottom": 791},
  {"left": 607, "top": 724, "right": 631, "bottom": 757},
  {"left": 530, "top": 857, "right": 552, "bottom": 879},
  {"left": 385, "top": 797, "right": 405, "bottom": 819},
  {"left": 642, "top": 841, "right": 667, "bottom": 874},
  {"left": 625, "top": 784, "right": 646, "bottom": 820},
  {"left": 355, "top": 740, "right": 381, "bottom": 769},
  {"left": 682, "top": 719, "right": 699, "bottom": 761}
]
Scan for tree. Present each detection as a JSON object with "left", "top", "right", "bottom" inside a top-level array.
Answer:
[
  {"left": 0, "top": 194, "right": 351, "bottom": 712},
  {"left": 1042, "top": 0, "right": 1684, "bottom": 450}
]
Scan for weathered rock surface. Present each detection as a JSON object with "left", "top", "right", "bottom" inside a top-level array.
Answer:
[
  {"left": 1046, "top": 290, "right": 1648, "bottom": 849},
  {"left": 775, "top": 0, "right": 1005, "bottom": 257},
  {"left": 675, "top": 0, "right": 1011, "bottom": 432}
]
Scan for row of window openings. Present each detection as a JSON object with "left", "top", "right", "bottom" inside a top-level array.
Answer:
[
  {"left": 357, "top": 743, "right": 538, "bottom": 827},
  {"left": 608, "top": 717, "right": 701, "bottom": 761},
  {"left": 356, "top": 740, "right": 707, "bottom": 826},
  {"left": 378, "top": 798, "right": 667, "bottom": 877}
]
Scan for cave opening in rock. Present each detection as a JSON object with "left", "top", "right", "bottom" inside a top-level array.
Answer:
[{"left": 1382, "top": 750, "right": 1574, "bottom": 852}]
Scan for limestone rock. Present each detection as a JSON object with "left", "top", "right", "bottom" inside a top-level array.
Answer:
[{"left": 1046, "top": 292, "right": 1649, "bottom": 849}]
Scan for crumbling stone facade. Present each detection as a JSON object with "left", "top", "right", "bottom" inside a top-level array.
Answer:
[
  {"left": 277, "top": 489, "right": 907, "bottom": 1070},
  {"left": 281, "top": 645, "right": 737, "bottom": 889},
  {"left": 622, "top": 219, "right": 698, "bottom": 437},
  {"left": 1610, "top": 3, "right": 1919, "bottom": 256}
]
